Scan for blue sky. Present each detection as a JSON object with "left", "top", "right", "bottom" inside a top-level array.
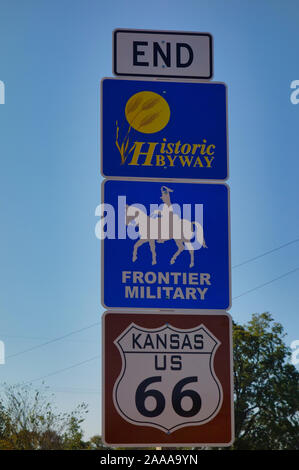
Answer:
[{"left": 0, "top": 0, "right": 298, "bottom": 439}]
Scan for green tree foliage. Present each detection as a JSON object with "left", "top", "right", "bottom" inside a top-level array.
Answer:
[
  {"left": 87, "top": 434, "right": 106, "bottom": 450},
  {"left": 232, "top": 312, "right": 299, "bottom": 450},
  {"left": 0, "top": 383, "right": 88, "bottom": 450}
]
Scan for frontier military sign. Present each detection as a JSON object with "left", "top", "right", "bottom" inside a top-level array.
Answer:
[
  {"left": 101, "top": 78, "right": 228, "bottom": 180},
  {"left": 113, "top": 29, "right": 213, "bottom": 79},
  {"left": 100, "top": 179, "right": 231, "bottom": 310},
  {"left": 102, "top": 311, "right": 234, "bottom": 447}
]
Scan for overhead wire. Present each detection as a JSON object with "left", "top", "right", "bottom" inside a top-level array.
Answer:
[
  {"left": 232, "top": 237, "right": 299, "bottom": 269},
  {"left": 232, "top": 267, "right": 299, "bottom": 300},
  {"left": 7, "top": 237, "right": 299, "bottom": 356},
  {"left": 5, "top": 237, "right": 298, "bottom": 385},
  {"left": 7, "top": 322, "right": 100, "bottom": 360}
]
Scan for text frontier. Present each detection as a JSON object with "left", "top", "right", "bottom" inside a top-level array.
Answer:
[{"left": 96, "top": 195, "right": 205, "bottom": 252}]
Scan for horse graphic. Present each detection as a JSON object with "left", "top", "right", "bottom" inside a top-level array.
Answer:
[{"left": 125, "top": 186, "right": 207, "bottom": 268}]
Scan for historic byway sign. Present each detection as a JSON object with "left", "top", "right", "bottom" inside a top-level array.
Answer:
[{"left": 101, "top": 78, "right": 228, "bottom": 180}]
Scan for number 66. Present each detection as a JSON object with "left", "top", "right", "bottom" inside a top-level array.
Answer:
[{"left": 135, "top": 376, "right": 201, "bottom": 418}]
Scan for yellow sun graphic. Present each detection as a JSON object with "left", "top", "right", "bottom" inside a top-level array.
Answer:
[{"left": 125, "top": 91, "right": 170, "bottom": 134}]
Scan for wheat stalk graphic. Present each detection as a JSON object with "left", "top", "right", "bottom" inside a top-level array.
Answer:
[
  {"left": 138, "top": 112, "right": 160, "bottom": 129},
  {"left": 115, "top": 95, "right": 162, "bottom": 165}
]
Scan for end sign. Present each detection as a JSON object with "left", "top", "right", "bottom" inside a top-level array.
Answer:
[{"left": 113, "top": 29, "right": 213, "bottom": 79}]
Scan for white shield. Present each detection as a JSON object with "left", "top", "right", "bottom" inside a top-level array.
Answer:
[{"left": 113, "top": 323, "right": 223, "bottom": 433}]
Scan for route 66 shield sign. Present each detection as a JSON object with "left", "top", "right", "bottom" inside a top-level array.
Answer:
[
  {"left": 103, "top": 312, "right": 234, "bottom": 447},
  {"left": 114, "top": 323, "right": 222, "bottom": 433}
]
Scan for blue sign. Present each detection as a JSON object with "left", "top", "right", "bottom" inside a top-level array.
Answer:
[
  {"left": 101, "top": 79, "right": 228, "bottom": 180},
  {"left": 101, "top": 180, "right": 230, "bottom": 310}
]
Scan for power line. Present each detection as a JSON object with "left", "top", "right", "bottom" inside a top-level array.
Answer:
[
  {"left": 232, "top": 237, "right": 299, "bottom": 269},
  {"left": 23, "top": 355, "right": 101, "bottom": 385},
  {"left": 2, "top": 334, "right": 98, "bottom": 344},
  {"left": 7, "top": 322, "right": 100, "bottom": 359},
  {"left": 5, "top": 236, "right": 299, "bottom": 353},
  {"left": 5, "top": 237, "right": 299, "bottom": 368},
  {"left": 22, "top": 268, "right": 299, "bottom": 385},
  {"left": 233, "top": 267, "right": 299, "bottom": 300},
  {"left": 45, "top": 387, "right": 101, "bottom": 395}
]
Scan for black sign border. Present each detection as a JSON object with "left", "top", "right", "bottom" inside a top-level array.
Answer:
[{"left": 113, "top": 29, "right": 213, "bottom": 79}]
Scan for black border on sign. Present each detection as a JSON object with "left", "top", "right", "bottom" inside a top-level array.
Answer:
[
  {"left": 102, "top": 311, "right": 234, "bottom": 448},
  {"left": 113, "top": 29, "right": 213, "bottom": 79}
]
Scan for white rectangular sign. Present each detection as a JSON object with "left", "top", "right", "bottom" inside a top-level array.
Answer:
[{"left": 113, "top": 29, "right": 213, "bottom": 79}]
